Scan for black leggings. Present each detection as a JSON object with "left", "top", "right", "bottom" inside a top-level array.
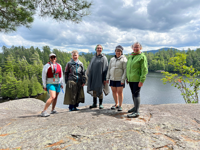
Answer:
[{"left": 129, "top": 82, "right": 141, "bottom": 97}]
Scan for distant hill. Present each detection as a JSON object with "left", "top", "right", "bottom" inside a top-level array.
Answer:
[
  {"left": 144, "top": 48, "right": 181, "bottom": 54},
  {"left": 79, "top": 52, "right": 115, "bottom": 55},
  {"left": 79, "top": 47, "right": 185, "bottom": 55}
]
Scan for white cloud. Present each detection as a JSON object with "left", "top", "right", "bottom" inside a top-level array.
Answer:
[{"left": 1, "top": 0, "right": 200, "bottom": 53}]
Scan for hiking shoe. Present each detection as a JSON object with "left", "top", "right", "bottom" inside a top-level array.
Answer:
[
  {"left": 89, "top": 104, "right": 97, "bottom": 109},
  {"left": 99, "top": 105, "right": 104, "bottom": 109},
  {"left": 50, "top": 110, "right": 57, "bottom": 114},
  {"left": 128, "top": 107, "right": 135, "bottom": 113},
  {"left": 118, "top": 106, "right": 123, "bottom": 111},
  {"left": 41, "top": 111, "right": 50, "bottom": 117},
  {"left": 69, "top": 108, "right": 75, "bottom": 111},
  {"left": 111, "top": 105, "right": 119, "bottom": 110},
  {"left": 74, "top": 107, "right": 79, "bottom": 111},
  {"left": 127, "top": 112, "right": 139, "bottom": 118}
]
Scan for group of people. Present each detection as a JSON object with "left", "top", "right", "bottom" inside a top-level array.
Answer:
[{"left": 41, "top": 42, "right": 148, "bottom": 118}]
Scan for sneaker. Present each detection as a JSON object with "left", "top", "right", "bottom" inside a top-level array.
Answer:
[
  {"left": 89, "top": 104, "right": 97, "bottom": 109},
  {"left": 111, "top": 105, "right": 119, "bottom": 110},
  {"left": 128, "top": 107, "right": 135, "bottom": 113},
  {"left": 99, "top": 105, "right": 104, "bottom": 109},
  {"left": 74, "top": 107, "right": 79, "bottom": 111},
  {"left": 69, "top": 108, "right": 75, "bottom": 111},
  {"left": 50, "top": 110, "right": 57, "bottom": 114},
  {"left": 127, "top": 112, "right": 139, "bottom": 118},
  {"left": 41, "top": 111, "right": 50, "bottom": 117},
  {"left": 118, "top": 106, "right": 123, "bottom": 111}
]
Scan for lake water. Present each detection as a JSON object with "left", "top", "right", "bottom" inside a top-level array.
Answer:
[{"left": 36, "top": 72, "right": 189, "bottom": 109}]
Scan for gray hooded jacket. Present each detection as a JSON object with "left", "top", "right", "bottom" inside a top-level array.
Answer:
[{"left": 87, "top": 53, "right": 109, "bottom": 97}]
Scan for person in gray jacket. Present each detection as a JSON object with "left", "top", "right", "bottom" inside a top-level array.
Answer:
[
  {"left": 87, "top": 44, "right": 109, "bottom": 109},
  {"left": 106, "top": 45, "right": 127, "bottom": 111},
  {"left": 64, "top": 50, "right": 86, "bottom": 111}
]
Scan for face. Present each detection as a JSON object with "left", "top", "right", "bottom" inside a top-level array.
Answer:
[
  {"left": 96, "top": 45, "right": 103, "bottom": 55},
  {"left": 72, "top": 53, "right": 79, "bottom": 61},
  {"left": 133, "top": 44, "right": 141, "bottom": 53},
  {"left": 50, "top": 56, "right": 56, "bottom": 63},
  {"left": 115, "top": 49, "right": 122, "bottom": 57}
]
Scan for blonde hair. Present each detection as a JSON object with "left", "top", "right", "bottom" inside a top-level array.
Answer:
[
  {"left": 71, "top": 50, "right": 79, "bottom": 56},
  {"left": 131, "top": 42, "right": 142, "bottom": 50}
]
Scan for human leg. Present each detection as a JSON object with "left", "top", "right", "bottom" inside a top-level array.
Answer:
[
  {"left": 111, "top": 86, "right": 118, "bottom": 106},
  {"left": 41, "top": 86, "right": 56, "bottom": 117},
  {"left": 99, "top": 92, "right": 103, "bottom": 109},
  {"left": 89, "top": 91, "right": 97, "bottom": 109},
  {"left": 127, "top": 82, "right": 141, "bottom": 117},
  {"left": 52, "top": 92, "right": 59, "bottom": 112},
  {"left": 117, "top": 86, "right": 123, "bottom": 111}
]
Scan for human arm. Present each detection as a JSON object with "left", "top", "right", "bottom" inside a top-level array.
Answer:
[
  {"left": 106, "top": 57, "right": 112, "bottom": 82},
  {"left": 81, "top": 64, "right": 86, "bottom": 86},
  {"left": 59, "top": 64, "right": 64, "bottom": 88},
  {"left": 65, "top": 63, "right": 70, "bottom": 84},
  {"left": 139, "top": 55, "right": 148, "bottom": 84},
  {"left": 121, "top": 57, "right": 127, "bottom": 84},
  {"left": 42, "top": 64, "right": 48, "bottom": 89},
  {"left": 103, "top": 56, "right": 108, "bottom": 82}
]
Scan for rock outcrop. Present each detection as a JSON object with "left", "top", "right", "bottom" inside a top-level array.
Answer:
[{"left": 0, "top": 98, "right": 200, "bottom": 149}]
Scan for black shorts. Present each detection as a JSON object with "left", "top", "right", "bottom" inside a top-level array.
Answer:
[{"left": 109, "top": 80, "right": 125, "bottom": 88}]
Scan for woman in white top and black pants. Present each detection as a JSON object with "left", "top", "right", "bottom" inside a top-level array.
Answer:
[{"left": 106, "top": 45, "right": 127, "bottom": 111}]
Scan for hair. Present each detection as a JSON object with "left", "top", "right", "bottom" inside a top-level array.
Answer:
[
  {"left": 131, "top": 42, "right": 142, "bottom": 50},
  {"left": 95, "top": 44, "right": 103, "bottom": 51},
  {"left": 71, "top": 50, "right": 79, "bottom": 56}
]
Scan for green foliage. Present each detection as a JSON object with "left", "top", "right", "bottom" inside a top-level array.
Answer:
[
  {"left": 23, "top": 78, "right": 29, "bottom": 97},
  {"left": 0, "top": 0, "right": 35, "bottom": 32},
  {"left": 30, "top": 77, "right": 37, "bottom": 96},
  {"left": 162, "top": 53, "right": 200, "bottom": 103},
  {"left": 17, "top": 80, "right": 24, "bottom": 98},
  {"left": 0, "top": 0, "right": 92, "bottom": 32},
  {"left": 0, "top": 67, "right": 2, "bottom": 97},
  {"left": 1, "top": 72, "right": 18, "bottom": 99},
  {"left": 36, "top": 0, "right": 92, "bottom": 23},
  {"left": 0, "top": 48, "right": 44, "bottom": 99}
]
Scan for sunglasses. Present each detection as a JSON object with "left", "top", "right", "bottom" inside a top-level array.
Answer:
[{"left": 50, "top": 56, "right": 56, "bottom": 59}]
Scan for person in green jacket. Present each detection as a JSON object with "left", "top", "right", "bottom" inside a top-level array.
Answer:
[{"left": 126, "top": 42, "right": 148, "bottom": 118}]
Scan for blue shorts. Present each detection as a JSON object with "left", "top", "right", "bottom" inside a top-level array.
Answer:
[
  {"left": 46, "top": 84, "right": 61, "bottom": 93},
  {"left": 109, "top": 80, "right": 125, "bottom": 88}
]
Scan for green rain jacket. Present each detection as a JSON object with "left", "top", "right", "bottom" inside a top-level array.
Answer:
[{"left": 126, "top": 52, "right": 148, "bottom": 83}]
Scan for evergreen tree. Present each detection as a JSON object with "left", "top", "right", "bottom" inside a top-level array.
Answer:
[
  {"left": 30, "top": 77, "right": 37, "bottom": 96},
  {"left": 1, "top": 72, "right": 17, "bottom": 99},
  {"left": 0, "top": 67, "right": 2, "bottom": 97},
  {"left": 16, "top": 80, "right": 24, "bottom": 98},
  {"left": 0, "top": 0, "right": 92, "bottom": 32},
  {"left": 4, "top": 55, "right": 15, "bottom": 73},
  {"left": 23, "top": 78, "right": 29, "bottom": 97}
]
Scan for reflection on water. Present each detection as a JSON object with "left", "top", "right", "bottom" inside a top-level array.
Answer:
[{"left": 35, "top": 72, "right": 190, "bottom": 109}]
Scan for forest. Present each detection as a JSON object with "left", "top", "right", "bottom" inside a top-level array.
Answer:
[{"left": 0, "top": 46, "right": 200, "bottom": 99}]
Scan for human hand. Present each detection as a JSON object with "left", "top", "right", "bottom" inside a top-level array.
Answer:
[
  {"left": 61, "top": 85, "right": 63, "bottom": 89},
  {"left": 82, "top": 84, "right": 85, "bottom": 86},
  {"left": 126, "top": 80, "right": 129, "bottom": 84},
  {"left": 103, "top": 81, "right": 106, "bottom": 85},
  {"left": 121, "top": 82, "right": 124, "bottom": 85},
  {"left": 44, "top": 88, "right": 47, "bottom": 91},
  {"left": 138, "top": 82, "right": 143, "bottom": 87},
  {"left": 106, "top": 80, "right": 109, "bottom": 84}
]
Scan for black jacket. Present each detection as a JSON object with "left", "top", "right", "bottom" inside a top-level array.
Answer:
[{"left": 65, "top": 59, "right": 86, "bottom": 84}]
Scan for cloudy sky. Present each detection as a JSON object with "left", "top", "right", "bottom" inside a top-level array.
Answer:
[{"left": 1, "top": 0, "right": 200, "bottom": 54}]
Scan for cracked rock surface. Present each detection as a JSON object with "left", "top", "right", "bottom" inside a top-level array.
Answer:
[{"left": 0, "top": 98, "right": 200, "bottom": 150}]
